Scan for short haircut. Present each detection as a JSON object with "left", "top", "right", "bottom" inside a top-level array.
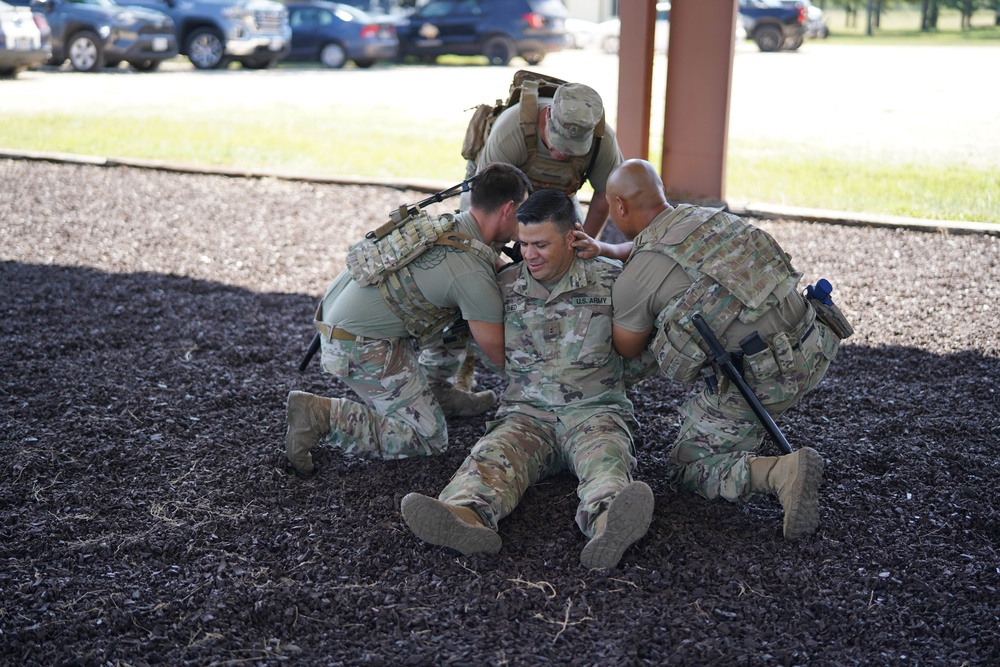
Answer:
[
  {"left": 515, "top": 189, "right": 577, "bottom": 233},
  {"left": 470, "top": 162, "right": 532, "bottom": 212}
]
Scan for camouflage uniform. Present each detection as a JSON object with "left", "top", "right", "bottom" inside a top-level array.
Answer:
[
  {"left": 613, "top": 205, "right": 842, "bottom": 502},
  {"left": 310, "top": 211, "right": 502, "bottom": 460},
  {"left": 437, "top": 256, "right": 639, "bottom": 537}
]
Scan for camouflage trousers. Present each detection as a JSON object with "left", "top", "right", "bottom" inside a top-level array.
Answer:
[
  {"left": 320, "top": 334, "right": 448, "bottom": 459},
  {"left": 439, "top": 411, "right": 637, "bottom": 538},
  {"left": 417, "top": 331, "right": 473, "bottom": 384},
  {"left": 667, "top": 314, "right": 841, "bottom": 502}
]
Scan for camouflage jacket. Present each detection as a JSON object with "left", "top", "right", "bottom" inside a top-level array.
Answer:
[{"left": 497, "top": 255, "right": 634, "bottom": 429}]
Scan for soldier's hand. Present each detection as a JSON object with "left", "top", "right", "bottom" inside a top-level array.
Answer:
[{"left": 571, "top": 223, "right": 599, "bottom": 260}]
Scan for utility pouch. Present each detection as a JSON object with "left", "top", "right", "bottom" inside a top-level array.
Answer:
[
  {"left": 461, "top": 103, "right": 496, "bottom": 161},
  {"left": 739, "top": 331, "right": 780, "bottom": 381},
  {"left": 769, "top": 331, "right": 796, "bottom": 373},
  {"left": 812, "top": 300, "right": 854, "bottom": 340}
]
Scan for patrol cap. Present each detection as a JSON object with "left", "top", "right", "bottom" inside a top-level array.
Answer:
[{"left": 547, "top": 83, "right": 603, "bottom": 157}]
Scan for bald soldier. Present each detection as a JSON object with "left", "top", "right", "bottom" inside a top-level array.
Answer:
[{"left": 594, "top": 159, "right": 848, "bottom": 540}]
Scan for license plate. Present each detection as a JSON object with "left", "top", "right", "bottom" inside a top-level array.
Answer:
[
  {"left": 15, "top": 37, "right": 32, "bottom": 51},
  {"left": 152, "top": 37, "right": 168, "bottom": 51}
]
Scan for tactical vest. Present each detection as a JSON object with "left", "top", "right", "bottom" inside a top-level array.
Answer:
[
  {"left": 633, "top": 205, "right": 802, "bottom": 383},
  {"left": 345, "top": 210, "right": 498, "bottom": 346},
  {"left": 461, "top": 70, "right": 605, "bottom": 196},
  {"left": 516, "top": 81, "right": 600, "bottom": 196}
]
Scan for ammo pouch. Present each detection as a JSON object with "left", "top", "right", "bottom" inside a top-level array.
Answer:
[
  {"left": 649, "top": 321, "right": 707, "bottom": 384},
  {"left": 810, "top": 300, "right": 854, "bottom": 340}
]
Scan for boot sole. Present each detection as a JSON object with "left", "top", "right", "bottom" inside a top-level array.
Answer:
[
  {"left": 401, "top": 493, "right": 502, "bottom": 555},
  {"left": 580, "top": 481, "right": 654, "bottom": 569},
  {"left": 783, "top": 447, "right": 824, "bottom": 540}
]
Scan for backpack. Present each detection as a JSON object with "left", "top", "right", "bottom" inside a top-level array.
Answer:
[{"left": 461, "top": 70, "right": 573, "bottom": 162}]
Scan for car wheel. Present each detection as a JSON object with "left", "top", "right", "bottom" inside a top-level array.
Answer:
[
  {"left": 602, "top": 35, "right": 620, "bottom": 55},
  {"left": 68, "top": 31, "right": 105, "bottom": 72},
  {"left": 187, "top": 28, "right": 225, "bottom": 69},
  {"left": 354, "top": 58, "right": 375, "bottom": 68},
  {"left": 0, "top": 66, "right": 24, "bottom": 78},
  {"left": 242, "top": 55, "right": 276, "bottom": 69},
  {"left": 782, "top": 36, "right": 804, "bottom": 51},
  {"left": 753, "top": 25, "right": 783, "bottom": 52},
  {"left": 483, "top": 35, "right": 515, "bottom": 66},
  {"left": 522, "top": 52, "right": 544, "bottom": 66},
  {"left": 320, "top": 42, "right": 347, "bottom": 69},
  {"left": 131, "top": 59, "right": 161, "bottom": 72}
]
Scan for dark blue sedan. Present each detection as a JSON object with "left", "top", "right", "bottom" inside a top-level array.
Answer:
[{"left": 285, "top": 0, "right": 397, "bottom": 69}]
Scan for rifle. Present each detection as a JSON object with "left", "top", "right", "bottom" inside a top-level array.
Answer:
[{"left": 691, "top": 313, "right": 793, "bottom": 455}]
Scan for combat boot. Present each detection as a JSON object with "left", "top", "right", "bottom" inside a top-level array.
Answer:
[
  {"left": 285, "top": 390, "right": 332, "bottom": 477},
  {"left": 400, "top": 493, "right": 502, "bottom": 555},
  {"left": 580, "top": 481, "right": 654, "bottom": 569},
  {"left": 453, "top": 352, "right": 477, "bottom": 392},
  {"left": 749, "top": 447, "right": 825, "bottom": 540},
  {"left": 430, "top": 382, "right": 497, "bottom": 418}
]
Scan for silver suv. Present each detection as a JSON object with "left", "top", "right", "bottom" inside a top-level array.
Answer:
[{"left": 127, "top": 0, "right": 290, "bottom": 69}]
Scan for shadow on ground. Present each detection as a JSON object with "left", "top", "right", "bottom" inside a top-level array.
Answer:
[{"left": 2, "top": 260, "right": 997, "bottom": 666}]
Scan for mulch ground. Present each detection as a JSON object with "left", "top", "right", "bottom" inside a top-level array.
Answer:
[{"left": 2, "top": 158, "right": 998, "bottom": 666}]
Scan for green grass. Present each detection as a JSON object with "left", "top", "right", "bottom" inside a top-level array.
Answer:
[
  {"left": 819, "top": 6, "right": 1000, "bottom": 44},
  {"left": 5, "top": 108, "right": 998, "bottom": 223},
  {"left": 725, "top": 152, "right": 999, "bottom": 222}
]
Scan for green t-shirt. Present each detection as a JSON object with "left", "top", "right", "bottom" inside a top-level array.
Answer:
[{"left": 321, "top": 210, "right": 503, "bottom": 339}]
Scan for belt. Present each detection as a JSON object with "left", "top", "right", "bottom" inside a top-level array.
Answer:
[
  {"left": 314, "top": 321, "right": 358, "bottom": 341},
  {"left": 792, "top": 323, "right": 815, "bottom": 351}
]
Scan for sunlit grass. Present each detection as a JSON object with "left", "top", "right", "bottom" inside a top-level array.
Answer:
[
  {"left": 4, "top": 99, "right": 998, "bottom": 223},
  {"left": 817, "top": 6, "right": 1000, "bottom": 44}
]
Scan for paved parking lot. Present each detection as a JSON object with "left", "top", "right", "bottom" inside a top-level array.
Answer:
[{"left": 4, "top": 44, "right": 999, "bottom": 169}]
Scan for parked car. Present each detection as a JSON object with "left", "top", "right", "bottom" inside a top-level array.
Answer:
[
  {"left": 738, "top": 0, "right": 807, "bottom": 52},
  {"left": 395, "top": 0, "right": 568, "bottom": 66},
  {"left": 126, "top": 0, "right": 290, "bottom": 69},
  {"left": 805, "top": 2, "right": 828, "bottom": 38},
  {"left": 6, "top": 0, "right": 176, "bottom": 71},
  {"left": 0, "top": 0, "right": 51, "bottom": 76},
  {"left": 285, "top": 1, "right": 396, "bottom": 68},
  {"left": 595, "top": 1, "right": 670, "bottom": 55},
  {"left": 563, "top": 16, "right": 598, "bottom": 49}
]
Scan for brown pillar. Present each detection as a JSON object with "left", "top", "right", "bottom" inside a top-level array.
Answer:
[
  {"left": 614, "top": 0, "right": 656, "bottom": 160},
  {"left": 661, "top": 0, "right": 737, "bottom": 203}
]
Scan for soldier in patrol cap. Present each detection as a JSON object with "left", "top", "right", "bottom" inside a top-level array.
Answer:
[
  {"left": 401, "top": 189, "right": 654, "bottom": 569},
  {"left": 590, "top": 159, "right": 848, "bottom": 541},
  {"left": 436, "top": 81, "right": 625, "bottom": 397},
  {"left": 464, "top": 81, "right": 623, "bottom": 239},
  {"left": 284, "top": 163, "right": 531, "bottom": 478}
]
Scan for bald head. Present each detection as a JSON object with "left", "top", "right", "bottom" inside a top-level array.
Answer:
[{"left": 605, "top": 159, "right": 671, "bottom": 240}]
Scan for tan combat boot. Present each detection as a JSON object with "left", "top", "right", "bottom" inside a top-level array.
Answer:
[
  {"left": 580, "top": 481, "right": 654, "bottom": 569},
  {"left": 400, "top": 493, "right": 502, "bottom": 555},
  {"left": 749, "top": 447, "right": 825, "bottom": 540},
  {"left": 453, "top": 351, "right": 477, "bottom": 392},
  {"left": 285, "top": 390, "right": 332, "bottom": 477},
  {"left": 430, "top": 382, "right": 497, "bottom": 418}
]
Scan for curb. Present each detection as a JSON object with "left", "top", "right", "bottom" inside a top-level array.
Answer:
[{"left": 3, "top": 148, "right": 996, "bottom": 237}]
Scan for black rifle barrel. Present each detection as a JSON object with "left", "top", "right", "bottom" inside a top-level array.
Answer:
[
  {"left": 691, "top": 314, "right": 793, "bottom": 455},
  {"left": 298, "top": 333, "right": 321, "bottom": 373}
]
